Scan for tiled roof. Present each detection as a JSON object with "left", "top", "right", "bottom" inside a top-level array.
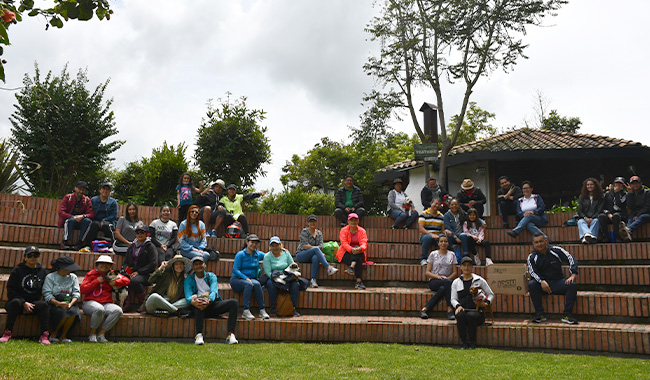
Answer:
[{"left": 378, "top": 128, "right": 647, "bottom": 172}]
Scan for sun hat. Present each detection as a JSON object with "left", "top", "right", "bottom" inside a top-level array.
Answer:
[
  {"left": 95, "top": 255, "right": 114, "bottom": 265},
  {"left": 51, "top": 256, "right": 80, "bottom": 271},
  {"left": 461, "top": 179, "right": 475, "bottom": 190}
]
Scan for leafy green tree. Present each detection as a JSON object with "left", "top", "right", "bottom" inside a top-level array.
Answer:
[
  {"left": 542, "top": 110, "right": 581, "bottom": 134},
  {"left": 0, "top": 0, "right": 113, "bottom": 82},
  {"left": 10, "top": 64, "right": 122, "bottom": 197},
  {"left": 446, "top": 102, "right": 497, "bottom": 145},
  {"left": 194, "top": 94, "right": 271, "bottom": 188}
]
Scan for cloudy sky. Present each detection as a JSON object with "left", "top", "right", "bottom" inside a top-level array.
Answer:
[{"left": 1, "top": 0, "right": 648, "bottom": 192}]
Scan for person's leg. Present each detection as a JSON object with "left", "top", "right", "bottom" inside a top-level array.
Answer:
[
  {"left": 171, "top": 298, "right": 190, "bottom": 311},
  {"left": 475, "top": 204, "right": 484, "bottom": 219},
  {"left": 389, "top": 209, "right": 407, "bottom": 228},
  {"left": 597, "top": 213, "right": 611, "bottom": 240},
  {"left": 230, "top": 277, "right": 253, "bottom": 310},
  {"left": 178, "top": 204, "right": 190, "bottom": 224},
  {"left": 628, "top": 213, "right": 650, "bottom": 232},
  {"left": 99, "top": 303, "right": 123, "bottom": 332},
  {"left": 82, "top": 220, "right": 101, "bottom": 247},
  {"left": 78, "top": 218, "right": 92, "bottom": 245},
  {"left": 289, "top": 281, "right": 300, "bottom": 308},
  {"left": 577, "top": 218, "right": 589, "bottom": 239},
  {"left": 465, "top": 238, "right": 477, "bottom": 257},
  {"left": 355, "top": 207, "right": 366, "bottom": 218},
  {"left": 466, "top": 310, "right": 484, "bottom": 345},
  {"left": 405, "top": 210, "right": 419, "bottom": 228},
  {"left": 145, "top": 293, "right": 177, "bottom": 313},
  {"left": 420, "top": 234, "right": 435, "bottom": 261},
  {"left": 192, "top": 305, "right": 205, "bottom": 334},
  {"left": 352, "top": 254, "right": 364, "bottom": 280},
  {"left": 33, "top": 300, "right": 49, "bottom": 333},
  {"left": 479, "top": 240, "right": 491, "bottom": 259},
  {"left": 265, "top": 278, "right": 278, "bottom": 313},
  {"left": 499, "top": 200, "right": 513, "bottom": 227},
  {"left": 588, "top": 219, "right": 600, "bottom": 240},
  {"left": 524, "top": 215, "right": 547, "bottom": 236},
  {"left": 63, "top": 217, "right": 80, "bottom": 244},
  {"left": 209, "top": 299, "right": 239, "bottom": 334},
  {"left": 527, "top": 280, "right": 545, "bottom": 315},
  {"left": 201, "top": 206, "right": 212, "bottom": 230},
  {"left": 458, "top": 233, "right": 469, "bottom": 256},
  {"left": 455, "top": 309, "right": 469, "bottom": 344},
  {"left": 250, "top": 279, "right": 265, "bottom": 310},
  {"left": 237, "top": 214, "right": 250, "bottom": 235},
  {"left": 128, "top": 274, "right": 148, "bottom": 295},
  {"left": 156, "top": 247, "right": 167, "bottom": 266},
  {"left": 424, "top": 278, "right": 447, "bottom": 310},
  {"left": 3, "top": 298, "right": 23, "bottom": 332},
  {"left": 82, "top": 300, "right": 105, "bottom": 333},
  {"left": 547, "top": 278, "right": 578, "bottom": 315},
  {"left": 334, "top": 208, "right": 347, "bottom": 224},
  {"left": 100, "top": 223, "right": 115, "bottom": 242}
]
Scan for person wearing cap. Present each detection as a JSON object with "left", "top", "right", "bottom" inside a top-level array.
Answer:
[
  {"left": 263, "top": 237, "right": 301, "bottom": 317},
  {"left": 387, "top": 178, "right": 419, "bottom": 229},
  {"left": 220, "top": 184, "right": 266, "bottom": 237},
  {"left": 455, "top": 179, "right": 487, "bottom": 218},
  {"left": 80, "top": 255, "right": 130, "bottom": 343},
  {"left": 42, "top": 256, "right": 82, "bottom": 343},
  {"left": 196, "top": 179, "right": 228, "bottom": 236},
  {"left": 122, "top": 224, "right": 158, "bottom": 312},
  {"left": 576, "top": 177, "right": 604, "bottom": 244},
  {"left": 230, "top": 234, "right": 270, "bottom": 320},
  {"left": 527, "top": 232, "right": 579, "bottom": 325},
  {"left": 625, "top": 176, "right": 650, "bottom": 240},
  {"left": 113, "top": 202, "right": 143, "bottom": 255},
  {"left": 1, "top": 246, "right": 50, "bottom": 344},
  {"left": 334, "top": 175, "right": 366, "bottom": 227},
  {"left": 83, "top": 181, "right": 118, "bottom": 248},
  {"left": 336, "top": 213, "right": 368, "bottom": 290},
  {"left": 57, "top": 181, "right": 95, "bottom": 250},
  {"left": 178, "top": 205, "right": 210, "bottom": 263},
  {"left": 507, "top": 181, "right": 548, "bottom": 239},
  {"left": 421, "top": 176, "right": 449, "bottom": 211},
  {"left": 145, "top": 255, "right": 190, "bottom": 317},
  {"left": 295, "top": 214, "right": 338, "bottom": 288},
  {"left": 598, "top": 177, "right": 630, "bottom": 242},
  {"left": 496, "top": 176, "right": 523, "bottom": 229},
  {"left": 185, "top": 257, "right": 239, "bottom": 345},
  {"left": 450, "top": 256, "right": 495, "bottom": 349},
  {"left": 149, "top": 204, "right": 180, "bottom": 264}
]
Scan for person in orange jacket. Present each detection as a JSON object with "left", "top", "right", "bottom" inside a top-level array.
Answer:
[{"left": 336, "top": 213, "right": 368, "bottom": 290}]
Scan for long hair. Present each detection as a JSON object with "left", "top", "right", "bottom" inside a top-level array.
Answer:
[
  {"left": 125, "top": 202, "right": 139, "bottom": 223},
  {"left": 580, "top": 177, "right": 604, "bottom": 199},
  {"left": 180, "top": 205, "right": 205, "bottom": 239},
  {"left": 466, "top": 208, "right": 484, "bottom": 228},
  {"left": 178, "top": 172, "right": 193, "bottom": 187}
]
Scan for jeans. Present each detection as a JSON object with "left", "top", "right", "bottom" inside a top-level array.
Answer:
[
  {"left": 627, "top": 213, "right": 650, "bottom": 232},
  {"left": 230, "top": 277, "right": 265, "bottom": 310},
  {"left": 499, "top": 200, "right": 517, "bottom": 225},
  {"left": 456, "top": 309, "right": 485, "bottom": 344},
  {"left": 454, "top": 233, "right": 469, "bottom": 255},
  {"left": 63, "top": 217, "right": 92, "bottom": 243},
  {"left": 82, "top": 300, "right": 123, "bottom": 331},
  {"left": 145, "top": 293, "right": 190, "bottom": 314},
  {"left": 193, "top": 299, "right": 239, "bottom": 334},
  {"left": 528, "top": 278, "right": 577, "bottom": 315},
  {"left": 424, "top": 278, "right": 452, "bottom": 310},
  {"left": 180, "top": 248, "right": 210, "bottom": 263},
  {"left": 513, "top": 214, "right": 547, "bottom": 236},
  {"left": 265, "top": 278, "right": 300, "bottom": 312},
  {"left": 296, "top": 247, "right": 330, "bottom": 280},
  {"left": 577, "top": 218, "right": 599, "bottom": 239},
  {"left": 4, "top": 298, "right": 49, "bottom": 333},
  {"left": 388, "top": 209, "right": 419, "bottom": 229},
  {"left": 420, "top": 234, "right": 441, "bottom": 261}
]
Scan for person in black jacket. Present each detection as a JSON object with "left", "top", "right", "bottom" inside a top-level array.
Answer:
[
  {"left": 598, "top": 177, "right": 630, "bottom": 242},
  {"left": 496, "top": 176, "right": 523, "bottom": 228},
  {"left": 527, "top": 233, "right": 579, "bottom": 325},
  {"left": 334, "top": 175, "right": 366, "bottom": 226},
  {"left": 456, "top": 179, "right": 487, "bottom": 218},
  {"left": 1, "top": 246, "right": 50, "bottom": 344},
  {"left": 576, "top": 177, "right": 604, "bottom": 244},
  {"left": 195, "top": 179, "right": 227, "bottom": 236},
  {"left": 420, "top": 177, "right": 449, "bottom": 210},
  {"left": 122, "top": 224, "right": 158, "bottom": 312},
  {"left": 625, "top": 176, "right": 650, "bottom": 240}
]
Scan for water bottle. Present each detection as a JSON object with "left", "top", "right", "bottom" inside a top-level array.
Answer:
[{"left": 64, "top": 293, "right": 70, "bottom": 303}]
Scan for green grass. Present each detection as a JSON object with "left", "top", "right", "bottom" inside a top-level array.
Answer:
[{"left": 0, "top": 341, "right": 648, "bottom": 379}]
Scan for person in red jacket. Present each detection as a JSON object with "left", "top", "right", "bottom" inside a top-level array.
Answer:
[
  {"left": 57, "top": 181, "right": 95, "bottom": 250},
  {"left": 80, "top": 255, "right": 130, "bottom": 343},
  {"left": 336, "top": 213, "right": 368, "bottom": 290}
]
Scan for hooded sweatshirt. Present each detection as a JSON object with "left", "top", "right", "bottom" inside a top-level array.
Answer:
[{"left": 7, "top": 262, "right": 47, "bottom": 303}]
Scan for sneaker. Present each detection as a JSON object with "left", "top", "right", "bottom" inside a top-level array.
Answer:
[
  {"left": 473, "top": 255, "right": 481, "bottom": 266},
  {"left": 61, "top": 339, "right": 72, "bottom": 344},
  {"left": 447, "top": 311, "right": 456, "bottom": 320},
  {"left": 468, "top": 342, "right": 477, "bottom": 349},
  {"left": 155, "top": 310, "right": 170, "bottom": 318},
  {"left": 531, "top": 314, "right": 547, "bottom": 323},
  {"left": 419, "top": 259, "right": 428, "bottom": 266},
  {"left": 226, "top": 333, "right": 238, "bottom": 344},
  {"left": 584, "top": 234, "right": 594, "bottom": 244},
  {"left": 391, "top": 226, "right": 398, "bottom": 230},
  {"left": 259, "top": 309, "right": 270, "bottom": 320},
  {"left": 293, "top": 310, "right": 301, "bottom": 317},
  {"left": 0, "top": 330, "right": 12, "bottom": 343},
  {"left": 327, "top": 266, "right": 338, "bottom": 276},
  {"left": 210, "top": 229, "right": 217, "bottom": 237},
  {"left": 49, "top": 337, "right": 60, "bottom": 344},
  {"left": 195, "top": 333, "right": 204, "bottom": 345},
  {"left": 561, "top": 314, "right": 579, "bottom": 325},
  {"left": 502, "top": 222, "right": 510, "bottom": 229},
  {"left": 507, "top": 230, "right": 518, "bottom": 238},
  {"left": 485, "top": 258, "right": 494, "bottom": 266},
  {"left": 309, "top": 278, "right": 318, "bottom": 288},
  {"left": 96, "top": 334, "right": 108, "bottom": 343},
  {"left": 88, "top": 334, "right": 97, "bottom": 343},
  {"left": 345, "top": 267, "right": 355, "bottom": 276},
  {"left": 581, "top": 237, "right": 588, "bottom": 244},
  {"left": 355, "top": 281, "right": 366, "bottom": 290},
  {"left": 39, "top": 331, "right": 51, "bottom": 345},
  {"left": 419, "top": 310, "right": 429, "bottom": 319},
  {"left": 242, "top": 309, "right": 255, "bottom": 320},
  {"left": 620, "top": 223, "right": 632, "bottom": 242}
]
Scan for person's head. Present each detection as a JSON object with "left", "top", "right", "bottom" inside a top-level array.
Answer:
[
  {"left": 74, "top": 181, "right": 88, "bottom": 197},
  {"left": 187, "top": 205, "right": 200, "bottom": 223},
  {"left": 160, "top": 204, "right": 172, "bottom": 222},
  {"left": 168, "top": 255, "right": 189, "bottom": 275},
  {"left": 23, "top": 246, "right": 40, "bottom": 267},
  {"left": 135, "top": 224, "right": 148, "bottom": 242},
  {"left": 430, "top": 198, "right": 442, "bottom": 213},
  {"left": 613, "top": 177, "right": 626, "bottom": 192},
  {"left": 99, "top": 182, "right": 112, "bottom": 199},
  {"left": 427, "top": 177, "right": 437, "bottom": 189},
  {"left": 347, "top": 213, "right": 359, "bottom": 227},
  {"left": 461, "top": 179, "right": 474, "bottom": 192},
  {"left": 227, "top": 184, "right": 237, "bottom": 198},
  {"left": 51, "top": 255, "right": 80, "bottom": 276},
  {"left": 630, "top": 176, "right": 642, "bottom": 191},
  {"left": 467, "top": 208, "right": 481, "bottom": 225},
  {"left": 191, "top": 257, "right": 205, "bottom": 275},
  {"left": 179, "top": 172, "right": 192, "bottom": 186},
  {"left": 521, "top": 181, "right": 533, "bottom": 197},
  {"left": 581, "top": 177, "right": 603, "bottom": 199},
  {"left": 246, "top": 234, "right": 261, "bottom": 251},
  {"left": 437, "top": 234, "right": 449, "bottom": 250},
  {"left": 269, "top": 236, "right": 282, "bottom": 254},
  {"left": 393, "top": 178, "right": 403, "bottom": 192},
  {"left": 449, "top": 198, "right": 459, "bottom": 213},
  {"left": 307, "top": 214, "right": 318, "bottom": 228},
  {"left": 532, "top": 232, "right": 548, "bottom": 252},
  {"left": 95, "top": 255, "right": 114, "bottom": 274},
  {"left": 212, "top": 179, "right": 226, "bottom": 194},
  {"left": 344, "top": 175, "right": 354, "bottom": 189},
  {"left": 499, "top": 176, "right": 511, "bottom": 190},
  {"left": 460, "top": 256, "right": 474, "bottom": 275},
  {"left": 126, "top": 202, "right": 138, "bottom": 222}
]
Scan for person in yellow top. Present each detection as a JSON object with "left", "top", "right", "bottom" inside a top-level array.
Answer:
[{"left": 220, "top": 184, "right": 266, "bottom": 236}]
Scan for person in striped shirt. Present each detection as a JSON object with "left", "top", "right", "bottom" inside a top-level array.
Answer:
[{"left": 418, "top": 198, "right": 452, "bottom": 266}]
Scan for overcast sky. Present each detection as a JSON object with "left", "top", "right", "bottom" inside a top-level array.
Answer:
[{"left": 1, "top": 0, "right": 648, "bottom": 193}]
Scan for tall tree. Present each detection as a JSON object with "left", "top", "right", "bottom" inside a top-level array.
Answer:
[
  {"left": 541, "top": 110, "right": 581, "bottom": 133},
  {"left": 364, "top": 0, "right": 566, "bottom": 186},
  {"left": 446, "top": 102, "right": 497, "bottom": 146},
  {"left": 194, "top": 93, "right": 271, "bottom": 188},
  {"left": 10, "top": 64, "right": 122, "bottom": 197}
]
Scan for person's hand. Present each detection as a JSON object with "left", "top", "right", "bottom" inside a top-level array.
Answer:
[
  {"left": 634, "top": 216, "right": 638, "bottom": 221},
  {"left": 74, "top": 214, "right": 84, "bottom": 222},
  {"left": 565, "top": 274, "right": 576, "bottom": 285},
  {"left": 100, "top": 221, "right": 104, "bottom": 228},
  {"left": 260, "top": 190, "right": 267, "bottom": 196},
  {"left": 218, "top": 206, "right": 225, "bottom": 212},
  {"left": 524, "top": 211, "right": 533, "bottom": 217},
  {"left": 439, "top": 275, "right": 447, "bottom": 279},
  {"left": 246, "top": 278, "right": 253, "bottom": 283},
  {"left": 585, "top": 217, "right": 592, "bottom": 224},
  {"left": 161, "top": 245, "right": 167, "bottom": 252},
  {"left": 455, "top": 306, "right": 464, "bottom": 315},
  {"left": 130, "top": 271, "right": 139, "bottom": 278},
  {"left": 177, "top": 204, "right": 181, "bottom": 209},
  {"left": 97, "top": 276, "right": 104, "bottom": 284},
  {"left": 626, "top": 183, "right": 632, "bottom": 192},
  {"left": 469, "top": 200, "right": 476, "bottom": 207},
  {"left": 477, "top": 238, "right": 483, "bottom": 244},
  {"left": 23, "top": 302, "right": 35, "bottom": 313},
  {"left": 127, "top": 241, "right": 133, "bottom": 246},
  {"left": 608, "top": 213, "right": 613, "bottom": 219},
  {"left": 455, "top": 238, "right": 461, "bottom": 244},
  {"left": 345, "top": 208, "right": 351, "bottom": 213},
  {"left": 444, "top": 229, "right": 453, "bottom": 236},
  {"left": 160, "top": 261, "right": 168, "bottom": 270},
  {"left": 194, "top": 249, "right": 204, "bottom": 254},
  {"left": 541, "top": 280, "right": 551, "bottom": 294},
  {"left": 304, "top": 244, "right": 313, "bottom": 250}
]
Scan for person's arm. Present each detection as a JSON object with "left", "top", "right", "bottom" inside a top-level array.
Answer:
[
  {"left": 353, "top": 187, "right": 364, "bottom": 209},
  {"left": 554, "top": 246, "right": 579, "bottom": 276},
  {"left": 242, "top": 192, "right": 262, "bottom": 201},
  {"left": 511, "top": 186, "right": 523, "bottom": 201},
  {"left": 477, "top": 225, "right": 485, "bottom": 241},
  {"left": 515, "top": 198, "right": 524, "bottom": 219},
  {"left": 443, "top": 213, "right": 457, "bottom": 239},
  {"left": 358, "top": 227, "right": 368, "bottom": 253},
  {"left": 462, "top": 221, "right": 470, "bottom": 235},
  {"left": 137, "top": 244, "right": 158, "bottom": 275},
  {"left": 639, "top": 190, "right": 650, "bottom": 215},
  {"left": 198, "top": 222, "right": 207, "bottom": 250},
  {"left": 184, "top": 275, "right": 195, "bottom": 304},
  {"left": 577, "top": 197, "right": 587, "bottom": 218},
  {"left": 425, "top": 261, "right": 436, "bottom": 279},
  {"left": 178, "top": 222, "right": 193, "bottom": 252},
  {"left": 208, "top": 273, "right": 219, "bottom": 302},
  {"left": 148, "top": 266, "right": 165, "bottom": 284},
  {"left": 41, "top": 274, "right": 55, "bottom": 303},
  {"left": 232, "top": 252, "right": 248, "bottom": 280},
  {"left": 475, "top": 189, "right": 487, "bottom": 205},
  {"left": 149, "top": 222, "right": 162, "bottom": 248},
  {"left": 450, "top": 278, "right": 460, "bottom": 309},
  {"left": 527, "top": 253, "right": 543, "bottom": 283},
  {"left": 168, "top": 227, "right": 178, "bottom": 246},
  {"left": 262, "top": 252, "right": 272, "bottom": 277},
  {"left": 114, "top": 217, "right": 131, "bottom": 245},
  {"left": 535, "top": 195, "right": 546, "bottom": 215},
  {"left": 176, "top": 187, "right": 181, "bottom": 207},
  {"left": 83, "top": 197, "right": 95, "bottom": 220},
  {"left": 480, "top": 277, "right": 495, "bottom": 304},
  {"left": 334, "top": 188, "right": 345, "bottom": 209},
  {"left": 58, "top": 195, "right": 72, "bottom": 220},
  {"left": 315, "top": 230, "right": 324, "bottom": 250},
  {"left": 297, "top": 229, "right": 310, "bottom": 252},
  {"left": 421, "top": 186, "right": 432, "bottom": 208},
  {"left": 79, "top": 272, "right": 100, "bottom": 295},
  {"left": 105, "top": 198, "right": 118, "bottom": 224},
  {"left": 387, "top": 190, "right": 399, "bottom": 211},
  {"left": 339, "top": 227, "right": 353, "bottom": 253},
  {"left": 113, "top": 273, "right": 131, "bottom": 287}
]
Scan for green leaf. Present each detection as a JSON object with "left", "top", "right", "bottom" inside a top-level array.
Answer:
[
  {"left": 28, "top": 9, "right": 39, "bottom": 16},
  {"left": 67, "top": 4, "right": 80, "bottom": 19},
  {"left": 0, "top": 61, "right": 4, "bottom": 83},
  {"left": 0, "top": 23, "right": 8, "bottom": 45}
]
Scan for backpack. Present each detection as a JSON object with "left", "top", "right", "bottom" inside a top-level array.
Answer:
[{"left": 225, "top": 222, "right": 243, "bottom": 238}]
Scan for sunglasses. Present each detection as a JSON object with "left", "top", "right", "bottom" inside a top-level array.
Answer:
[
  {"left": 26, "top": 252, "right": 40, "bottom": 258},
  {"left": 190, "top": 211, "right": 199, "bottom": 214}
]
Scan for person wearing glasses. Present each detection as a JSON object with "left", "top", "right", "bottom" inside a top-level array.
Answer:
[{"left": 178, "top": 205, "right": 210, "bottom": 263}]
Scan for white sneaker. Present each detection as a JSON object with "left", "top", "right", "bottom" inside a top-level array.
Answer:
[
  {"left": 259, "top": 309, "right": 270, "bottom": 320},
  {"left": 96, "top": 334, "right": 108, "bottom": 343},
  {"left": 473, "top": 255, "right": 481, "bottom": 266},
  {"left": 420, "top": 259, "right": 427, "bottom": 266},
  {"left": 242, "top": 309, "right": 255, "bottom": 320},
  {"left": 485, "top": 258, "right": 494, "bottom": 266},
  {"left": 88, "top": 334, "right": 97, "bottom": 343},
  {"left": 327, "top": 266, "right": 338, "bottom": 276},
  {"left": 226, "top": 333, "right": 238, "bottom": 344},
  {"left": 194, "top": 333, "right": 204, "bottom": 345},
  {"left": 310, "top": 278, "right": 318, "bottom": 288}
]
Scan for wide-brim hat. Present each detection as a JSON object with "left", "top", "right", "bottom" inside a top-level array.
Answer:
[
  {"left": 95, "top": 255, "right": 114, "bottom": 265},
  {"left": 461, "top": 179, "right": 475, "bottom": 190},
  {"left": 51, "top": 256, "right": 81, "bottom": 271},
  {"left": 167, "top": 254, "right": 189, "bottom": 268},
  {"left": 212, "top": 179, "right": 226, "bottom": 189}
]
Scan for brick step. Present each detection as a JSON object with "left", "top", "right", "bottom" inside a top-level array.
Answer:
[
  {"left": 1, "top": 311, "right": 648, "bottom": 354},
  {"left": 491, "top": 242, "right": 650, "bottom": 262},
  {"left": 485, "top": 213, "right": 575, "bottom": 229},
  {"left": 486, "top": 223, "right": 650, "bottom": 244}
]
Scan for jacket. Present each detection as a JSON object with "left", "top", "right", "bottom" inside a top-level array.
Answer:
[
  {"left": 450, "top": 274, "right": 494, "bottom": 310},
  {"left": 421, "top": 184, "right": 449, "bottom": 208},
  {"left": 148, "top": 267, "right": 186, "bottom": 303},
  {"left": 496, "top": 185, "right": 523, "bottom": 203},
  {"left": 195, "top": 190, "right": 225, "bottom": 209},
  {"left": 336, "top": 225, "right": 368, "bottom": 262},
  {"left": 221, "top": 192, "right": 262, "bottom": 216},
  {"left": 577, "top": 196, "right": 604, "bottom": 219},
  {"left": 296, "top": 228, "right": 323, "bottom": 252},
  {"left": 463, "top": 221, "right": 485, "bottom": 241},
  {"left": 387, "top": 189, "right": 413, "bottom": 213},
  {"left": 178, "top": 220, "right": 207, "bottom": 255},
  {"left": 335, "top": 185, "right": 364, "bottom": 210},
  {"left": 80, "top": 268, "right": 130, "bottom": 305},
  {"left": 185, "top": 271, "right": 220, "bottom": 303},
  {"left": 516, "top": 194, "right": 548, "bottom": 224},
  {"left": 231, "top": 248, "right": 264, "bottom": 280},
  {"left": 42, "top": 272, "right": 81, "bottom": 303},
  {"left": 7, "top": 262, "right": 47, "bottom": 303},
  {"left": 123, "top": 238, "right": 157, "bottom": 277},
  {"left": 444, "top": 209, "right": 467, "bottom": 239},
  {"left": 602, "top": 189, "right": 628, "bottom": 218},
  {"left": 456, "top": 188, "right": 487, "bottom": 208},
  {"left": 57, "top": 193, "right": 95, "bottom": 228},
  {"left": 90, "top": 195, "right": 118, "bottom": 225},
  {"left": 527, "top": 245, "right": 578, "bottom": 283},
  {"left": 627, "top": 188, "right": 650, "bottom": 215}
]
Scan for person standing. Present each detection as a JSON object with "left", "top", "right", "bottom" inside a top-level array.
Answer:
[{"left": 58, "top": 181, "right": 95, "bottom": 250}]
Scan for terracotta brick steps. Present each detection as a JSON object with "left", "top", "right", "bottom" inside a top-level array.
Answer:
[
  {"left": 491, "top": 242, "right": 650, "bottom": 262},
  {"left": 486, "top": 223, "right": 650, "bottom": 244}
]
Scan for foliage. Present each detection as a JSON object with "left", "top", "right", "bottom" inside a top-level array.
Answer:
[
  {"left": 0, "top": 0, "right": 113, "bottom": 82},
  {"left": 194, "top": 93, "right": 271, "bottom": 188},
  {"left": 541, "top": 110, "right": 582, "bottom": 134},
  {"left": 364, "top": 0, "right": 566, "bottom": 186},
  {"left": 547, "top": 198, "right": 578, "bottom": 214},
  {"left": 9, "top": 64, "right": 122, "bottom": 198},
  {"left": 446, "top": 102, "right": 498, "bottom": 146},
  {"left": 0, "top": 138, "right": 31, "bottom": 193},
  {"left": 258, "top": 187, "right": 335, "bottom": 216}
]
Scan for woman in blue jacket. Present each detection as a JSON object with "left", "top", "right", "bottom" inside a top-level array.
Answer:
[
  {"left": 230, "top": 234, "right": 269, "bottom": 321},
  {"left": 507, "top": 181, "right": 548, "bottom": 238},
  {"left": 178, "top": 205, "right": 209, "bottom": 263}
]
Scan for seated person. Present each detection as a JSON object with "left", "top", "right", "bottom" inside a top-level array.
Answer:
[
  {"left": 295, "top": 214, "right": 338, "bottom": 288},
  {"left": 195, "top": 179, "right": 227, "bottom": 236},
  {"left": 463, "top": 208, "right": 492, "bottom": 266},
  {"left": 444, "top": 199, "right": 468, "bottom": 257},
  {"left": 263, "top": 237, "right": 301, "bottom": 317},
  {"left": 1, "top": 246, "right": 50, "bottom": 344},
  {"left": 418, "top": 198, "right": 451, "bottom": 266},
  {"left": 42, "top": 256, "right": 82, "bottom": 343},
  {"left": 178, "top": 205, "right": 210, "bottom": 263},
  {"left": 83, "top": 182, "right": 118, "bottom": 248},
  {"left": 418, "top": 235, "right": 457, "bottom": 320},
  {"left": 230, "top": 234, "right": 269, "bottom": 320},
  {"left": 420, "top": 176, "right": 449, "bottom": 210},
  {"left": 507, "top": 181, "right": 547, "bottom": 238},
  {"left": 112, "top": 202, "right": 142, "bottom": 255},
  {"left": 336, "top": 213, "right": 368, "bottom": 290},
  {"left": 146, "top": 255, "right": 191, "bottom": 317},
  {"left": 496, "top": 176, "right": 522, "bottom": 229},
  {"left": 122, "top": 224, "right": 157, "bottom": 312},
  {"left": 149, "top": 205, "right": 179, "bottom": 264},
  {"left": 387, "top": 178, "right": 419, "bottom": 229},
  {"left": 57, "top": 181, "right": 94, "bottom": 250},
  {"left": 456, "top": 179, "right": 487, "bottom": 218},
  {"left": 220, "top": 184, "right": 266, "bottom": 237},
  {"left": 598, "top": 177, "right": 629, "bottom": 242},
  {"left": 625, "top": 176, "right": 650, "bottom": 240},
  {"left": 334, "top": 175, "right": 366, "bottom": 226},
  {"left": 577, "top": 178, "right": 604, "bottom": 244}
]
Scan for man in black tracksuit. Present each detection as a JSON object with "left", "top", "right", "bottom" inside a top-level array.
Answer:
[{"left": 527, "top": 233, "right": 579, "bottom": 325}]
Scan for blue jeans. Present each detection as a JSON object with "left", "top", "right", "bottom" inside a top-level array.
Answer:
[
  {"left": 265, "top": 278, "right": 299, "bottom": 312},
  {"left": 628, "top": 213, "right": 650, "bottom": 231},
  {"left": 230, "top": 277, "right": 265, "bottom": 310},
  {"left": 453, "top": 233, "right": 469, "bottom": 255},
  {"left": 296, "top": 247, "right": 330, "bottom": 280},
  {"left": 63, "top": 217, "right": 92, "bottom": 242},
  {"left": 513, "top": 214, "right": 547, "bottom": 236},
  {"left": 420, "top": 234, "right": 442, "bottom": 261},
  {"left": 388, "top": 209, "right": 419, "bottom": 228},
  {"left": 180, "top": 248, "right": 210, "bottom": 263},
  {"left": 577, "top": 218, "right": 599, "bottom": 239}
]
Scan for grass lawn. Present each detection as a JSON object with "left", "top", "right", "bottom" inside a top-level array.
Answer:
[{"left": 0, "top": 341, "right": 648, "bottom": 379}]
